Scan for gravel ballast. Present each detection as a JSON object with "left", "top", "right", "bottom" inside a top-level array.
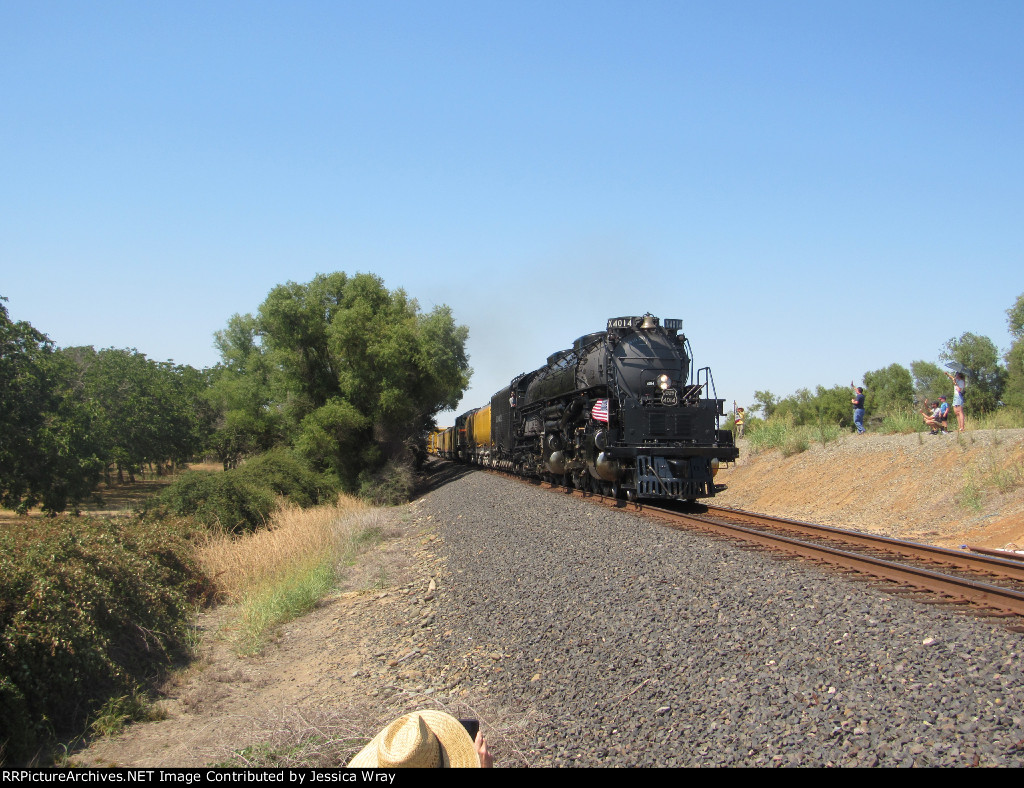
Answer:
[{"left": 419, "top": 466, "right": 1024, "bottom": 767}]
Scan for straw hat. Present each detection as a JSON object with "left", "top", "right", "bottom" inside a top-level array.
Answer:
[{"left": 348, "top": 711, "right": 480, "bottom": 768}]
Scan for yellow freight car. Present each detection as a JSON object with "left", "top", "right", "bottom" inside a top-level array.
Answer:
[
  {"left": 427, "top": 427, "right": 446, "bottom": 456},
  {"left": 466, "top": 404, "right": 492, "bottom": 465}
]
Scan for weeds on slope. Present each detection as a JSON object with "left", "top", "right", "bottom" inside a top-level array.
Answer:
[
  {"left": 747, "top": 415, "right": 843, "bottom": 457},
  {"left": 195, "top": 493, "right": 398, "bottom": 653}
]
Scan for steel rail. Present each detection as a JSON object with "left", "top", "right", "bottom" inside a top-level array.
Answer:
[
  {"left": 700, "top": 504, "right": 1024, "bottom": 583},
  {"left": 965, "top": 544, "right": 1024, "bottom": 562},
  {"left": 641, "top": 507, "right": 1024, "bottom": 617}
]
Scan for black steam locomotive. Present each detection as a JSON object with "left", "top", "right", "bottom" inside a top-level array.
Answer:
[{"left": 430, "top": 314, "right": 737, "bottom": 502}]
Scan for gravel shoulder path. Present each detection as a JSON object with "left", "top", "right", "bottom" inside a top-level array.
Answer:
[{"left": 423, "top": 468, "right": 1024, "bottom": 767}]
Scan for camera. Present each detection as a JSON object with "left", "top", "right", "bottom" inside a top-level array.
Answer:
[{"left": 459, "top": 718, "right": 479, "bottom": 740}]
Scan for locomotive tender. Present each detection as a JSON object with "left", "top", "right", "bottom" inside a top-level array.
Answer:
[{"left": 429, "top": 314, "right": 738, "bottom": 502}]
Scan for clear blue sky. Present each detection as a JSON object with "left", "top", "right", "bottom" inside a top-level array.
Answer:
[{"left": 3, "top": 1, "right": 1021, "bottom": 423}]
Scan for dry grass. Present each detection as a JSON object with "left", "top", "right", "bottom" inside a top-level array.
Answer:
[
  {"left": 194, "top": 492, "right": 400, "bottom": 653},
  {"left": 195, "top": 493, "right": 378, "bottom": 602}
]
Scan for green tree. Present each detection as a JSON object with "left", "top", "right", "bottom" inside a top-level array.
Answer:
[
  {"left": 205, "top": 314, "right": 284, "bottom": 468},
  {"left": 910, "top": 360, "right": 949, "bottom": 406},
  {"left": 1004, "top": 292, "right": 1024, "bottom": 409},
  {"left": 941, "top": 332, "right": 1006, "bottom": 415},
  {"left": 1005, "top": 341, "right": 1024, "bottom": 409},
  {"left": 813, "top": 384, "right": 853, "bottom": 427},
  {"left": 772, "top": 387, "right": 810, "bottom": 424},
  {"left": 61, "top": 347, "right": 209, "bottom": 482},
  {"left": 768, "top": 384, "right": 852, "bottom": 428},
  {"left": 863, "top": 363, "right": 914, "bottom": 416},
  {"left": 217, "top": 273, "right": 471, "bottom": 493},
  {"left": 1007, "top": 292, "right": 1024, "bottom": 340},
  {"left": 176, "top": 363, "right": 219, "bottom": 466},
  {"left": 0, "top": 299, "right": 102, "bottom": 513},
  {"left": 751, "top": 390, "right": 778, "bottom": 419}
]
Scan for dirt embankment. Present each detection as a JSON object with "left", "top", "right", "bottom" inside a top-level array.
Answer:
[
  {"left": 70, "top": 431, "right": 1024, "bottom": 767},
  {"left": 713, "top": 428, "right": 1024, "bottom": 551}
]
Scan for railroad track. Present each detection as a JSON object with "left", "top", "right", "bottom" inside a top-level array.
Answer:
[
  {"left": 493, "top": 468, "right": 1024, "bottom": 622},
  {"left": 660, "top": 504, "right": 1024, "bottom": 620}
]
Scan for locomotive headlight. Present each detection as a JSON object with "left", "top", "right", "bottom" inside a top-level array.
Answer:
[{"left": 657, "top": 374, "right": 672, "bottom": 390}]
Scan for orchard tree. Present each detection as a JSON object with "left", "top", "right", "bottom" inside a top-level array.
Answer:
[
  {"left": 0, "top": 298, "right": 53, "bottom": 508},
  {"left": 0, "top": 298, "right": 102, "bottom": 513},
  {"left": 160, "top": 360, "right": 213, "bottom": 468},
  {"left": 62, "top": 347, "right": 208, "bottom": 482}
]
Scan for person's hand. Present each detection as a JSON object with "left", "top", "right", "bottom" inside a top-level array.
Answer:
[{"left": 474, "top": 730, "right": 493, "bottom": 768}]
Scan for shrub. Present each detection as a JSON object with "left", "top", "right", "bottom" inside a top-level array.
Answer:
[
  {"left": 161, "top": 471, "right": 276, "bottom": 533},
  {"left": 974, "top": 446, "right": 1024, "bottom": 494},
  {"left": 0, "top": 675, "right": 31, "bottom": 764},
  {"left": 236, "top": 448, "right": 335, "bottom": 509},
  {"left": 89, "top": 686, "right": 166, "bottom": 738},
  {"left": 747, "top": 414, "right": 841, "bottom": 458},
  {"left": 0, "top": 515, "right": 206, "bottom": 765},
  {"left": 958, "top": 474, "right": 983, "bottom": 511}
]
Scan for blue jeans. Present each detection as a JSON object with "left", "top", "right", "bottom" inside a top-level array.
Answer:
[{"left": 853, "top": 408, "right": 865, "bottom": 433}]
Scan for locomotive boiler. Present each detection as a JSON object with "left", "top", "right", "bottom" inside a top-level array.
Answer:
[{"left": 433, "top": 314, "right": 737, "bottom": 503}]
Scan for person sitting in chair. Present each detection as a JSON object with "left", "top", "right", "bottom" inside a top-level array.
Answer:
[{"left": 920, "top": 401, "right": 943, "bottom": 435}]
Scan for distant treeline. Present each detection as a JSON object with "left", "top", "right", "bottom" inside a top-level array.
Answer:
[
  {"left": 0, "top": 272, "right": 471, "bottom": 515},
  {"left": 735, "top": 291, "right": 1024, "bottom": 430}
]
